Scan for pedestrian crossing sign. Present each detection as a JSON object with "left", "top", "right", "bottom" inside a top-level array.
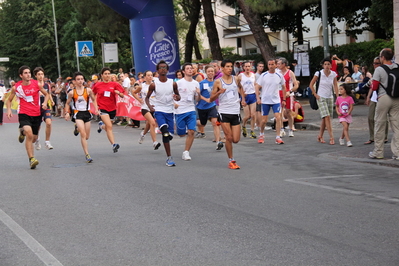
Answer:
[{"left": 76, "top": 41, "right": 94, "bottom": 57}]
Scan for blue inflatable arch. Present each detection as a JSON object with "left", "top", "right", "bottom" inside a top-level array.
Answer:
[{"left": 99, "top": 0, "right": 180, "bottom": 78}]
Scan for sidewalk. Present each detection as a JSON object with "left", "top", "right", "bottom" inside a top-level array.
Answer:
[{"left": 295, "top": 97, "right": 399, "bottom": 167}]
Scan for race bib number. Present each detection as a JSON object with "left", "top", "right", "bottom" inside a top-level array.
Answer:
[{"left": 104, "top": 91, "right": 111, "bottom": 97}]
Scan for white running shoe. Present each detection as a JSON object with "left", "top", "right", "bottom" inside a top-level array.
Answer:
[
  {"left": 138, "top": 131, "right": 145, "bottom": 144},
  {"left": 280, "top": 130, "right": 286, "bottom": 137},
  {"left": 45, "top": 141, "right": 53, "bottom": 150},
  {"left": 35, "top": 140, "right": 41, "bottom": 150},
  {"left": 288, "top": 130, "right": 294, "bottom": 137},
  {"left": 339, "top": 138, "right": 345, "bottom": 146},
  {"left": 182, "top": 150, "right": 191, "bottom": 161},
  {"left": 347, "top": 141, "right": 353, "bottom": 147}
]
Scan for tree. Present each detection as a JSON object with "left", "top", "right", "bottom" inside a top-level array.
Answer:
[
  {"left": 179, "top": 0, "right": 202, "bottom": 62},
  {"left": 235, "top": 0, "right": 276, "bottom": 60},
  {"left": 202, "top": 0, "right": 223, "bottom": 60}
]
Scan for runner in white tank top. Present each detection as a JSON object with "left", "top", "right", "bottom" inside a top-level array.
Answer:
[
  {"left": 237, "top": 62, "right": 257, "bottom": 139},
  {"left": 210, "top": 59, "right": 246, "bottom": 170}
]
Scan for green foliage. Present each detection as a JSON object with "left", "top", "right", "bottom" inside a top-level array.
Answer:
[{"left": 0, "top": 0, "right": 133, "bottom": 81}]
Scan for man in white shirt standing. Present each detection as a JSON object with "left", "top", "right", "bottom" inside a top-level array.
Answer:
[{"left": 175, "top": 63, "right": 200, "bottom": 161}]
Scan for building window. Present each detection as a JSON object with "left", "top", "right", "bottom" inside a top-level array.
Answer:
[{"left": 246, "top": 48, "right": 257, "bottom": 55}]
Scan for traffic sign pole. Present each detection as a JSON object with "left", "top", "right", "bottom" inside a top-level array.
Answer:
[{"left": 75, "top": 41, "right": 80, "bottom": 72}]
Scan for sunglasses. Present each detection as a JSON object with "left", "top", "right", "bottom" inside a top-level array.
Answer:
[{"left": 373, "top": 62, "right": 381, "bottom": 65}]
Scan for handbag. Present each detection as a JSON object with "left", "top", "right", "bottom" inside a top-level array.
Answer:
[{"left": 309, "top": 71, "right": 321, "bottom": 110}]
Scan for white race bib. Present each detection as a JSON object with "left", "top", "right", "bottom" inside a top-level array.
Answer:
[
  {"left": 26, "top": 95, "right": 33, "bottom": 102},
  {"left": 104, "top": 91, "right": 111, "bottom": 97}
]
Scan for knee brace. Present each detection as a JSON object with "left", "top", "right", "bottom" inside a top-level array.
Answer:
[{"left": 161, "top": 125, "right": 173, "bottom": 143}]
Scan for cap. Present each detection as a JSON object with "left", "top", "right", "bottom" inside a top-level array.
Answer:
[
  {"left": 91, "top": 74, "right": 99, "bottom": 81},
  {"left": 66, "top": 77, "right": 72, "bottom": 81}
]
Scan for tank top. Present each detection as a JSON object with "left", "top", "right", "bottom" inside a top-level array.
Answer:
[
  {"left": 239, "top": 72, "right": 256, "bottom": 94},
  {"left": 72, "top": 87, "right": 90, "bottom": 113},
  {"left": 218, "top": 76, "right": 240, "bottom": 115},
  {"left": 140, "top": 82, "right": 155, "bottom": 111},
  {"left": 153, "top": 78, "right": 174, "bottom": 113}
]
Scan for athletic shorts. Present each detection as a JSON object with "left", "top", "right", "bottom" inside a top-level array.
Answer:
[
  {"left": 261, "top": 103, "right": 281, "bottom": 116},
  {"left": 197, "top": 106, "right": 218, "bottom": 126},
  {"left": 18, "top": 114, "right": 42, "bottom": 135},
  {"left": 280, "top": 96, "right": 291, "bottom": 110},
  {"left": 245, "top": 93, "right": 257, "bottom": 105},
  {"left": 175, "top": 111, "right": 197, "bottom": 136},
  {"left": 154, "top": 111, "right": 174, "bottom": 134},
  {"left": 41, "top": 109, "right": 52, "bottom": 121},
  {"left": 218, "top": 113, "right": 241, "bottom": 126},
  {"left": 99, "top": 109, "right": 117, "bottom": 120},
  {"left": 141, "top": 109, "right": 154, "bottom": 117},
  {"left": 73, "top": 111, "right": 92, "bottom": 123}
]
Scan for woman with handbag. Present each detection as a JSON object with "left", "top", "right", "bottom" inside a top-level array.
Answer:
[{"left": 309, "top": 57, "right": 339, "bottom": 145}]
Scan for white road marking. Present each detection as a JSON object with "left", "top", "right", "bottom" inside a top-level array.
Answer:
[
  {"left": 0, "top": 208, "right": 64, "bottom": 266},
  {"left": 285, "top": 175, "right": 399, "bottom": 203}
]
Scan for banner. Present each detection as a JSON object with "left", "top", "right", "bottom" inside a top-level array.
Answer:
[{"left": 116, "top": 94, "right": 146, "bottom": 121}]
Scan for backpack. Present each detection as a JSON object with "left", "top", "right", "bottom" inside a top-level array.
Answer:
[
  {"left": 380, "top": 64, "right": 399, "bottom": 98},
  {"left": 308, "top": 70, "right": 321, "bottom": 110},
  {"left": 60, "top": 90, "right": 67, "bottom": 101}
]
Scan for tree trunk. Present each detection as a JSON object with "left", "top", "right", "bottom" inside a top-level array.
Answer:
[
  {"left": 236, "top": 0, "right": 275, "bottom": 61},
  {"left": 202, "top": 0, "right": 223, "bottom": 60},
  {"left": 184, "top": 0, "right": 201, "bottom": 62},
  {"left": 193, "top": 35, "right": 203, "bottom": 60},
  {"left": 295, "top": 8, "right": 304, "bottom": 45}
]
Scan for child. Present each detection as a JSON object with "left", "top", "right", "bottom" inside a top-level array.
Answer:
[{"left": 336, "top": 83, "right": 354, "bottom": 147}]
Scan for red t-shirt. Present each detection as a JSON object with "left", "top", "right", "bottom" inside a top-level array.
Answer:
[
  {"left": 92, "top": 81, "right": 124, "bottom": 112},
  {"left": 15, "top": 79, "right": 41, "bottom": 116}
]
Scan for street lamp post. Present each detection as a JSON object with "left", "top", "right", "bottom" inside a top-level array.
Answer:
[
  {"left": 51, "top": 0, "right": 61, "bottom": 78},
  {"left": 321, "top": 0, "right": 329, "bottom": 58}
]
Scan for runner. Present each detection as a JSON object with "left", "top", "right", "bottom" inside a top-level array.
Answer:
[
  {"left": 33, "top": 67, "right": 54, "bottom": 150},
  {"left": 175, "top": 63, "right": 200, "bottom": 161},
  {"left": 255, "top": 59, "right": 286, "bottom": 145},
  {"left": 92, "top": 67, "right": 125, "bottom": 153},
  {"left": 64, "top": 72, "right": 98, "bottom": 162},
  {"left": 145, "top": 60, "right": 181, "bottom": 166},
  {"left": 197, "top": 65, "right": 223, "bottom": 150},
  {"left": 132, "top": 70, "right": 161, "bottom": 150},
  {"left": 237, "top": 61, "right": 257, "bottom": 139},
  {"left": 6, "top": 65, "right": 50, "bottom": 169},
  {"left": 210, "top": 59, "right": 246, "bottom": 169}
]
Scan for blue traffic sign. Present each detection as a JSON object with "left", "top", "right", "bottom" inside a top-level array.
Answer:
[{"left": 76, "top": 41, "right": 94, "bottom": 57}]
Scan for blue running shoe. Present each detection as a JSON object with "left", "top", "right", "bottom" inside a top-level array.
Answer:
[
  {"left": 98, "top": 121, "right": 104, "bottom": 133},
  {"left": 166, "top": 157, "right": 176, "bottom": 167},
  {"left": 112, "top": 143, "right": 120, "bottom": 153}
]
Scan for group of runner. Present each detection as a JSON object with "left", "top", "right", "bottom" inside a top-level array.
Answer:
[{"left": 6, "top": 57, "right": 300, "bottom": 170}]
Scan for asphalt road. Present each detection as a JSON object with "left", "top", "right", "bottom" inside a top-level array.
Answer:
[{"left": 0, "top": 115, "right": 398, "bottom": 265}]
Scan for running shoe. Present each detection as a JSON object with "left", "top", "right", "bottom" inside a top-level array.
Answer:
[
  {"left": 242, "top": 126, "right": 247, "bottom": 137},
  {"left": 347, "top": 141, "right": 353, "bottom": 147},
  {"left": 166, "top": 157, "right": 176, "bottom": 167},
  {"left": 265, "top": 126, "right": 272, "bottom": 131},
  {"left": 98, "top": 121, "right": 104, "bottom": 133},
  {"left": 194, "top": 131, "right": 202, "bottom": 138},
  {"left": 250, "top": 131, "right": 257, "bottom": 139},
  {"left": 216, "top": 141, "right": 224, "bottom": 150},
  {"left": 45, "top": 141, "right": 53, "bottom": 150},
  {"left": 34, "top": 140, "right": 41, "bottom": 150},
  {"left": 369, "top": 152, "right": 383, "bottom": 159},
  {"left": 74, "top": 124, "right": 79, "bottom": 136},
  {"left": 139, "top": 131, "right": 145, "bottom": 144},
  {"left": 18, "top": 129, "right": 25, "bottom": 143},
  {"left": 182, "top": 150, "right": 191, "bottom": 161},
  {"left": 29, "top": 157, "right": 39, "bottom": 169},
  {"left": 339, "top": 138, "right": 345, "bottom": 146},
  {"left": 156, "top": 127, "right": 161, "bottom": 134},
  {"left": 85, "top": 154, "right": 93, "bottom": 163},
  {"left": 288, "top": 130, "right": 294, "bottom": 137},
  {"left": 112, "top": 143, "right": 120, "bottom": 153},
  {"left": 228, "top": 160, "right": 240, "bottom": 170},
  {"left": 275, "top": 138, "right": 284, "bottom": 145},
  {"left": 153, "top": 142, "right": 161, "bottom": 150},
  {"left": 280, "top": 129, "right": 286, "bottom": 137},
  {"left": 258, "top": 135, "right": 264, "bottom": 144}
]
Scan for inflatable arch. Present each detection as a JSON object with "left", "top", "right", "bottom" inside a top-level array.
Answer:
[{"left": 99, "top": 0, "right": 180, "bottom": 78}]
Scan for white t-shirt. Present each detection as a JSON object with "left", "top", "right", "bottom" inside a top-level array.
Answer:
[
  {"left": 122, "top": 77, "right": 130, "bottom": 90},
  {"left": 315, "top": 70, "right": 337, "bottom": 99},
  {"left": 256, "top": 71, "right": 285, "bottom": 104},
  {"left": 175, "top": 78, "right": 199, "bottom": 114}
]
